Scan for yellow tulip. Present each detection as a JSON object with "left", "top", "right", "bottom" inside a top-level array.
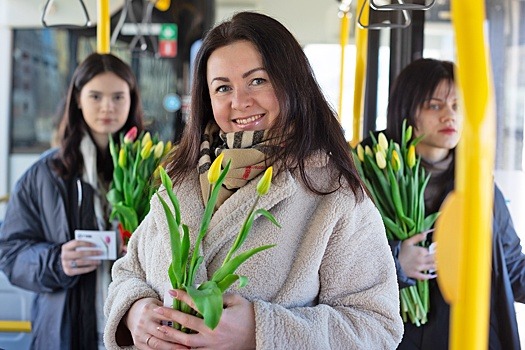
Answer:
[
  {"left": 208, "top": 153, "right": 224, "bottom": 185},
  {"left": 376, "top": 151, "right": 387, "bottom": 169},
  {"left": 365, "top": 145, "right": 373, "bottom": 158},
  {"left": 141, "top": 140, "right": 153, "bottom": 159},
  {"left": 163, "top": 141, "right": 172, "bottom": 157},
  {"left": 378, "top": 133, "right": 389, "bottom": 152},
  {"left": 153, "top": 141, "right": 164, "bottom": 159},
  {"left": 118, "top": 148, "right": 126, "bottom": 168},
  {"left": 141, "top": 132, "right": 152, "bottom": 147},
  {"left": 407, "top": 145, "right": 416, "bottom": 169},
  {"left": 356, "top": 144, "right": 365, "bottom": 162},
  {"left": 257, "top": 166, "right": 273, "bottom": 196},
  {"left": 391, "top": 150, "right": 401, "bottom": 172}
]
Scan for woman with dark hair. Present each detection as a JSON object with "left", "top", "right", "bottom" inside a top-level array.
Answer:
[
  {"left": 0, "top": 52, "right": 144, "bottom": 349},
  {"left": 104, "top": 11, "right": 403, "bottom": 350},
  {"left": 371, "top": 58, "right": 525, "bottom": 349}
]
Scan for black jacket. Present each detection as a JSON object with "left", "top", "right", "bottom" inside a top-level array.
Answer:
[{"left": 0, "top": 149, "right": 100, "bottom": 350}]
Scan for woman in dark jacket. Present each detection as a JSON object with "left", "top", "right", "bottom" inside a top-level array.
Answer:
[
  {"left": 370, "top": 58, "right": 525, "bottom": 349},
  {"left": 0, "top": 53, "right": 144, "bottom": 349}
]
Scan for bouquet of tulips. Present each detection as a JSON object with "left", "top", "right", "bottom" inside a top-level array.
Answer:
[
  {"left": 351, "top": 120, "right": 439, "bottom": 326},
  {"left": 107, "top": 126, "right": 172, "bottom": 245},
  {"left": 156, "top": 153, "right": 280, "bottom": 331}
]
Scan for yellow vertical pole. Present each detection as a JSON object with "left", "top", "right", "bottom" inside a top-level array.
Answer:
[
  {"left": 434, "top": 0, "right": 495, "bottom": 349},
  {"left": 97, "top": 0, "right": 110, "bottom": 53},
  {"left": 350, "top": 0, "right": 368, "bottom": 146},
  {"left": 338, "top": 10, "right": 350, "bottom": 123}
]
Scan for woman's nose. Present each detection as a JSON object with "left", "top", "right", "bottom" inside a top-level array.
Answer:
[
  {"left": 231, "top": 88, "right": 252, "bottom": 110},
  {"left": 101, "top": 97, "right": 114, "bottom": 111}
]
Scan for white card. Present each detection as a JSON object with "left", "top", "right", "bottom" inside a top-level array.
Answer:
[{"left": 74, "top": 230, "right": 117, "bottom": 260}]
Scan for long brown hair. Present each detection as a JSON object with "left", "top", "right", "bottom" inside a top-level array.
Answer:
[
  {"left": 165, "top": 11, "right": 364, "bottom": 199},
  {"left": 54, "top": 53, "right": 144, "bottom": 180}
]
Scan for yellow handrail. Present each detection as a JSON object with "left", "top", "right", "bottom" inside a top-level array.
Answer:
[
  {"left": 97, "top": 0, "right": 110, "bottom": 53},
  {"left": 0, "top": 320, "right": 32, "bottom": 333},
  {"left": 337, "top": 7, "right": 351, "bottom": 123},
  {"left": 350, "top": 0, "right": 369, "bottom": 147},
  {"left": 434, "top": 0, "right": 495, "bottom": 349}
]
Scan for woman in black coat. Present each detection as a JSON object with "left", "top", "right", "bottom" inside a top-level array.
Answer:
[
  {"left": 0, "top": 53, "right": 144, "bottom": 349},
  {"left": 372, "top": 58, "right": 525, "bottom": 349}
]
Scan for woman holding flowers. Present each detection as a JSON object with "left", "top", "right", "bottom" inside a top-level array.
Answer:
[
  {"left": 0, "top": 53, "right": 144, "bottom": 349},
  {"left": 376, "top": 58, "right": 525, "bottom": 349},
  {"left": 104, "top": 11, "right": 403, "bottom": 350}
]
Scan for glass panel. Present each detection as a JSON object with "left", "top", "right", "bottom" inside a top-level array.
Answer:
[{"left": 10, "top": 30, "right": 180, "bottom": 154}]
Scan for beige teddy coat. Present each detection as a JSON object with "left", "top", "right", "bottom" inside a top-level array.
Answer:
[{"left": 104, "top": 154, "right": 403, "bottom": 349}]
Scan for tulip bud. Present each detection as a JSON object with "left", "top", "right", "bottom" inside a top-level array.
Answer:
[
  {"left": 140, "top": 140, "right": 153, "bottom": 159},
  {"left": 118, "top": 148, "right": 126, "bottom": 168},
  {"left": 163, "top": 141, "right": 172, "bottom": 157},
  {"left": 365, "top": 145, "right": 373, "bottom": 158},
  {"left": 153, "top": 141, "right": 164, "bottom": 159},
  {"left": 208, "top": 153, "right": 224, "bottom": 185},
  {"left": 376, "top": 151, "right": 387, "bottom": 169},
  {"left": 405, "top": 126, "right": 413, "bottom": 142},
  {"left": 357, "top": 144, "right": 365, "bottom": 162},
  {"left": 378, "top": 133, "right": 389, "bottom": 152},
  {"left": 257, "top": 166, "right": 273, "bottom": 196},
  {"left": 141, "top": 132, "right": 151, "bottom": 147},
  {"left": 391, "top": 150, "right": 401, "bottom": 172},
  {"left": 407, "top": 145, "right": 416, "bottom": 169},
  {"left": 124, "top": 126, "right": 138, "bottom": 144}
]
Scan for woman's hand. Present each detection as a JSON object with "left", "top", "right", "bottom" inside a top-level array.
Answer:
[
  {"left": 399, "top": 231, "right": 437, "bottom": 281},
  {"left": 124, "top": 298, "right": 181, "bottom": 349},
  {"left": 148, "top": 290, "right": 256, "bottom": 350},
  {"left": 61, "top": 239, "right": 102, "bottom": 276}
]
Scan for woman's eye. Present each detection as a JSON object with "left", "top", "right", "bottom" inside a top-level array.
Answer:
[
  {"left": 216, "top": 85, "right": 231, "bottom": 93},
  {"left": 90, "top": 94, "right": 101, "bottom": 100},
  {"left": 113, "top": 94, "right": 125, "bottom": 101},
  {"left": 251, "top": 78, "right": 266, "bottom": 86},
  {"left": 429, "top": 103, "right": 441, "bottom": 110}
]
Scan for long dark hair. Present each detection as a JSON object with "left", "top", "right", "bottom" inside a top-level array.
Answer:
[
  {"left": 165, "top": 11, "right": 363, "bottom": 198},
  {"left": 385, "top": 58, "right": 455, "bottom": 144},
  {"left": 54, "top": 53, "right": 144, "bottom": 180}
]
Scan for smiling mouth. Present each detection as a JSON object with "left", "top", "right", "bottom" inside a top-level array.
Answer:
[{"left": 234, "top": 114, "right": 263, "bottom": 125}]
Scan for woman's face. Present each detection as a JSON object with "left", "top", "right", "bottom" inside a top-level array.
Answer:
[
  {"left": 78, "top": 72, "right": 131, "bottom": 149},
  {"left": 413, "top": 80, "right": 462, "bottom": 162},
  {"left": 206, "top": 40, "right": 280, "bottom": 133}
]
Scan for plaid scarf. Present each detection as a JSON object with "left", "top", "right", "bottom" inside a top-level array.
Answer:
[{"left": 198, "top": 122, "right": 273, "bottom": 209}]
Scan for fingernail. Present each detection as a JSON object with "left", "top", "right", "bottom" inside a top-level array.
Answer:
[
  {"left": 153, "top": 307, "right": 164, "bottom": 315},
  {"left": 168, "top": 289, "right": 178, "bottom": 298}
]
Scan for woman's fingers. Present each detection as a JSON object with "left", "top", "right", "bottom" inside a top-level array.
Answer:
[{"left": 61, "top": 239, "right": 103, "bottom": 276}]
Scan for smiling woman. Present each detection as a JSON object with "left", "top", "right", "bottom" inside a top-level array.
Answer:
[{"left": 103, "top": 11, "right": 403, "bottom": 350}]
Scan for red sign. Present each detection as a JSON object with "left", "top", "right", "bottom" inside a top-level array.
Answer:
[{"left": 159, "top": 41, "right": 177, "bottom": 58}]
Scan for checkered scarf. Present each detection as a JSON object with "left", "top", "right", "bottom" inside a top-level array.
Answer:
[{"left": 198, "top": 122, "right": 274, "bottom": 209}]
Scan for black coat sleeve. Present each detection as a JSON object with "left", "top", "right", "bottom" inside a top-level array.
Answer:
[
  {"left": 493, "top": 185, "right": 525, "bottom": 303},
  {"left": 389, "top": 239, "right": 417, "bottom": 289}
]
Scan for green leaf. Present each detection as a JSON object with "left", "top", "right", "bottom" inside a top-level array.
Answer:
[
  {"left": 423, "top": 212, "right": 440, "bottom": 231},
  {"left": 159, "top": 168, "right": 181, "bottom": 225},
  {"left": 212, "top": 244, "right": 275, "bottom": 283},
  {"left": 216, "top": 274, "right": 241, "bottom": 292},
  {"left": 106, "top": 188, "right": 123, "bottom": 205},
  {"left": 185, "top": 283, "right": 223, "bottom": 330},
  {"left": 113, "top": 203, "right": 138, "bottom": 233},
  {"left": 157, "top": 193, "right": 183, "bottom": 285}
]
